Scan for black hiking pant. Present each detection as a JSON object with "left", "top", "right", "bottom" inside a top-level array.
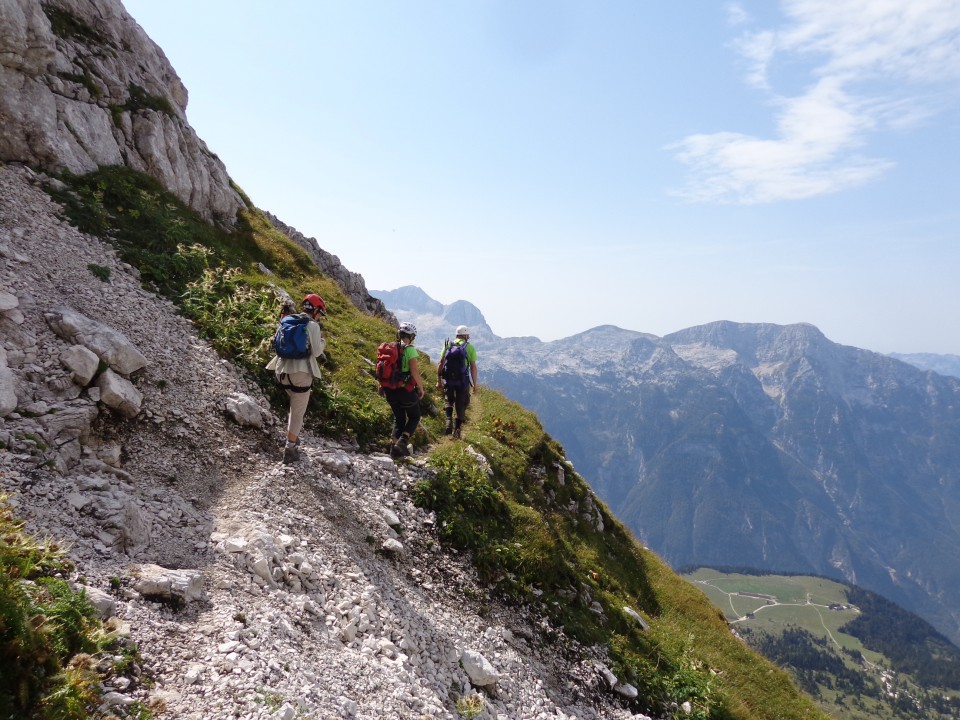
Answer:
[
  {"left": 385, "top": 386, "right": 421, "bottom": 438},
  {"left": 443, "top": 385, "right": 471, "bottom": 428}
]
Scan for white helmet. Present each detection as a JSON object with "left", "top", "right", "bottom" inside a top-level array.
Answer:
[
  {"left": 398, "top": 321, "right": 417, "bottom": 337},
  {"left": 456, "top": 325, "right": 470, "bottom": 337}
]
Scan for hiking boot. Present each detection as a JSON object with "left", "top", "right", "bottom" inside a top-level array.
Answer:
[
  {"left": 282, "top": 443, "right": 300, "bottom": 464},
  {"left": 444, "top": 416, "right": 454, "bottom": 435},
  {"left": 391, "top": 436, "right": 409, "bottom": 458},
  {"left": 452, "top": 426, "right": 462, "bottom": 440}
]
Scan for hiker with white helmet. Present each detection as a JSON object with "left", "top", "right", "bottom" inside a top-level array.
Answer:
[
  {"left": 436, "top": 324, "right": 478, "bottom": 439},
  {"left": 266, "top": 293, "right": 327, "bottom": 464},
  {"left": 376, "top": 321, "right": 425, "bottom": 457}
]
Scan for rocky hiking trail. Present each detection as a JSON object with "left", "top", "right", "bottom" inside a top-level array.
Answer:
[{"left": 0, "top": 163, "right": 646, "bottom": 720}]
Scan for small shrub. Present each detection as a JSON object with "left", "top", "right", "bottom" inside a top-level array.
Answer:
[
  {"left": 87, "top": 263, "right": 111, "bottom": 282},
  {"left": 42, "top": 5, "right": 106, "bottom": 46},
  {"left": 128, "top": 700, "right": 155, "bottom": 720},
  {"left": 0, "top": 497, "right": 110, "bottom": 718},
  {"left": 255, "top": 691, "right": 284, "bottom": 711},
  {"left": 456, "top": 693, "right": 485, "bottom": 718},
  {"left": 414, "top": 445, "right": 504, "bottom": 551}
]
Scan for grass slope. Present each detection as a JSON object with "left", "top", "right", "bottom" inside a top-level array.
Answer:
[{"left": 27, "top": 165, "right": 831, "bottom": 720}]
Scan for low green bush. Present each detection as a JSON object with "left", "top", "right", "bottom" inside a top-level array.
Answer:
[{"left": 0, "top": 497, "right": 108, "bottom": 719}]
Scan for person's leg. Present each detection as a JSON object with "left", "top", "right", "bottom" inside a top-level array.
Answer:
[
  {"left": 285, "top": 371, "right": 313, "bottom": 438},
  {"left": 392, "top": 391, "right": 421, "bottom": 457},
  {"left": 453, "top": 387, "right": 469, "bottom": 434},
  {"left": 282, "top": 371, "right": 312, "bottom": 463},
  {"left": 443, "top": 386, "right": 455, "bottom": 434},
  {"left": 387, "top": 393, "right": 405, "bottom": 439},
  {"left": 403, "top": 396, "right": 422, "bottom": 437}
]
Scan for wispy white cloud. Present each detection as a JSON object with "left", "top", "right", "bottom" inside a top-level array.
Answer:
[
  {"left": 725, "top": 2, "right": 751, "bottom": 28},
  {"left": 673, "top": 0, "right": 960, "bottom": 204}
]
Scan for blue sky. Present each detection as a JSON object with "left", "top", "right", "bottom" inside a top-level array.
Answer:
[{"left": 123, "top": 1, "right": 960, "bottom": 354}]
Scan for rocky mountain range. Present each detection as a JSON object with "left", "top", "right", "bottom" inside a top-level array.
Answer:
[
  {"left": 378, "top": 287, "right": 960, "bottom": 648},
  {"left": 889, "top": 352, "right": 960, "bottom": 379}
]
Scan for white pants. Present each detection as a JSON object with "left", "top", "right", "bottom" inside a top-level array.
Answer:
[{"left": 279, "top": 370, "right": 313, "bottom": 439}]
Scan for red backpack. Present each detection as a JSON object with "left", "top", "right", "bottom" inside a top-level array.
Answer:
[{"left": 375, "top": 342, "right": 408, "bottom": 390}]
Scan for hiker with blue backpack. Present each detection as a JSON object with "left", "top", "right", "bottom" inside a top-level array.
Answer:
[
  {"left": 436, "top": 325, "right": 478, "bottom": 439},
  {"left": 266, "top": 293, "right": 327, "bottom": 464},
  {"left": 375, "top": 322, "right": 426, "bottom": 458}
]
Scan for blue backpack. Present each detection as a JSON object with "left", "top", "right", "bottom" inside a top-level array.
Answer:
[
  {"left": 273, "top": 315, "right": 311, "bottom": 359},
  {"left": 441, "top": 340, "right": 471, "bottom": 388}
]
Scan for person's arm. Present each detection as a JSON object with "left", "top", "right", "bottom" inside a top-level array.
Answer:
[
  {"left": 308, "top": 322, "right": 326, "bottom": 359},
  {"left": 408, "top": 356, "right": 425, "bottom": 398},
  {"left": 468, "top": 344, "right": 478, "bottom": 392}
]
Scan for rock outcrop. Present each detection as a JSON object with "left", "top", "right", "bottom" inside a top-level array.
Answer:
[{"left": 0, "top": 0, "right": 245, "bottom": 224}]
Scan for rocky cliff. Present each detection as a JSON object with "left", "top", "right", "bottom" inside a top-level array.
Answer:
[
  {"left": 267, "top": 212, "right": 396, "bottom": 323},
  {"left": 0, "top": 0, "right": 244, "bottom": 224}
]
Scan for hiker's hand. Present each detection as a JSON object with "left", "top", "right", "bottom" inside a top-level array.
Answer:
[{"left": 436, "top": 381, "right": 442, "bottom": 390}]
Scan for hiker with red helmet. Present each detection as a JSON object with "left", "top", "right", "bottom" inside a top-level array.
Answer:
[{"left": 266, "top": 293, "right": 327, "bottom": 463}]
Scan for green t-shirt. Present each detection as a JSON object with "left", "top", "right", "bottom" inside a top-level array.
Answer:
[{"left": 400, "top": 344, "right": 419, "bottom": 374}]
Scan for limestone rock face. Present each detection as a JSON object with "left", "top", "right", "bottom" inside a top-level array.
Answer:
[{"left": 0, "top": 0, "right": 245, "bottom": 224}]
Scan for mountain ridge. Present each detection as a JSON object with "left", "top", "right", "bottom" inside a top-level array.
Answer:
[{"left": 377, "top": 286, "right": 960, "bottom": 648}]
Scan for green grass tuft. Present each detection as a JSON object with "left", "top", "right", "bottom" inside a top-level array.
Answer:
[{"left": 0, "top": 496, "right": 116, "bottom": 719}]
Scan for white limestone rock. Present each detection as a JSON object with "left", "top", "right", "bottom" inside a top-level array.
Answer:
[
  {"left": 133, "top": 564, "right": 203, "bottom": 604},
  {"left": 45, "top": 307, "right": 148, "bottom": 376},
  {"left": 460, "top": 649, "right": 500, "bottom": 687},
  {"left": 96, "top": 369, "right": 143, "bottom": 418},
  {"left": 224, "top": 392, "right": 262, "bottom": 428},
  {"left": 0, "top": 0, "right": 244, "bottom": 223},
  {"left": 0, "top": 347, "right": 17, "bottom": 417},
  {"left": 61, "top": 344, "right": 101, "bottom": 386}
]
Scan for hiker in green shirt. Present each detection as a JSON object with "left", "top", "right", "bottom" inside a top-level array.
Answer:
[
  {"left": 436, "top": 325, "right": 478, "bottom": 439},
  {"left": 381, "top": 322, "right": 425, "bottom": 457}
]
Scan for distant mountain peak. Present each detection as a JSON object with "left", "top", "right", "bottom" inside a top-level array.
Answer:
[
  {"left": 369, "top": 286, "right": 443, "bottom": 315},
  {"left": 370, "top": 286, "right": 498, "bottom": 357}
]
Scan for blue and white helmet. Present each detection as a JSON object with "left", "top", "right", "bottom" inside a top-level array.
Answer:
[{"left": 398, "top": 322, "right": 417, "bottom": 337}]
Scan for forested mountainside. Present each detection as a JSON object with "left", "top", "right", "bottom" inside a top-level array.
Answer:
[{"left": 686, "top": 568, "right": 960, "bottom": 720}]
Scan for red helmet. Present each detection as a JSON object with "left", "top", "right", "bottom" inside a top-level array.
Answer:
[{"left": 302, "top": 293, "right": 326, "bottom": 316}]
